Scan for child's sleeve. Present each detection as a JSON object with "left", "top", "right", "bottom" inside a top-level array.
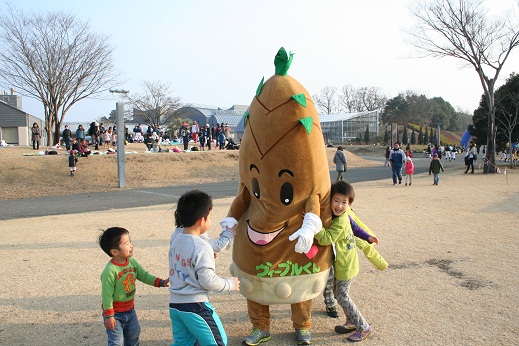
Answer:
[
  {"left": 100, "top": 268, "right": 116, "bottom": 317},
  {"left": 132, "top": 258, "right": 164, "bottom": 287},
  {"left": 349, "top": 216, "right": 372, "bottom": 242},
  {"left": 206, "top": 229, "right": 234, "bottom": 252},
  {"left": 360, "top": 244, "right": 388, "bottom": 271},
  {"left": 314, "top": 216, "right": 347, "bottom": 245},
  {"left": 195, "top": 244, "right": 236, "bottom": 293},
  {"left": 347, "top": 208, "right": 388, "bottom": 271}
]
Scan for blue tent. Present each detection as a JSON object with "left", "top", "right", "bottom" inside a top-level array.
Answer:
[{"left": 460, "top": 130, "right": 471, "bottom": 150}]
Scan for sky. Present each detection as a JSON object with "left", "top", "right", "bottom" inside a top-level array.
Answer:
[{"left": 2, "top": 0, "right": 519, "bottom": 123}]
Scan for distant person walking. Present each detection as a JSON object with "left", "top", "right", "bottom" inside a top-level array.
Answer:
[
  {"left": 384, "top": 146, "right": 390, "bottom": 167},
  {"left": 88, "top": 122, "right": 100, "bottom": 150},
  {"left": 31, "top": 122, "right": 41, "bottom": 150},
  {"left": 181, "top": 123, "right": 190, "bottom": 151},
  {"left": 404, "top": 157, "right": 414, "bottom": 186},
  {"left": 68, "top": 150, "right": 78, "bottom": 176},
  {"left": 464, "top": 143, "right": 477, "bottom": 174},
  {"left": 429, "top": 154, "right": 445, "bottom": 185},
  {"left": 333, "top": 146, "right": 347, "bottom": 182},
  {"left": 389, "top": 142, "right": 406, "bottom": 185},
  {"left": 62, "top": 125, "right": 72, "bottom": 151},
  {"left": 191, "top": 121, "right": 199, "bottom": 143}
]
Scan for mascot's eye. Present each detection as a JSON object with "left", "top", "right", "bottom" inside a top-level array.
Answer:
[
  {"left": 252, "top": 178, "right": 260, "bottom": 199},
  {"left": 280, "top": 182, "right": 293, "bottom": 205}
]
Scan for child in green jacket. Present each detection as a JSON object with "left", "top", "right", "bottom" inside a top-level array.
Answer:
[
  {"left": 429, "top": 153, "right": 445, "bottom": 185},
  {"left": 315, "top": 181, "right": 379, "bottom": 342},
  {"left": 323, "top": 207, "right": 387, "bottom": 319}
]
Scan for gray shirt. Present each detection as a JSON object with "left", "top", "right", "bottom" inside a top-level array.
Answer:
[
  {"left": 169, "top": 231, "right": 235, "bottom": 304},
  {"left": 333, "top": 150, "right": 347, "bottom": 171}
]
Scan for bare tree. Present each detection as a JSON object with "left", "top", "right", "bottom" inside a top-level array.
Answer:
[
  {"left": 496, "top": 94, "right": 519, "bottom": 166},
  {"left": 340, "top": 85, "right": 387, "bottom": 113},
  {"left": 358, "top": 86, "right": 387, "bottom": 112},
  {"left": 0, "top": 5, "right": 120, "bottom": 145},
  {"left": 126, "top": 80, "right": 182, "bottom": 129},
  {"left": 339, "top": 84, "right": 357, "bottom": 112},
  {"left": 406, "top": 0, "right": 519, "bottom": 173},
  {"left": 313, "top": 86, "right": 339, "bottom": 114}
]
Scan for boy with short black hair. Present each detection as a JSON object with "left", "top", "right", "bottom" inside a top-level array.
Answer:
[
  {"left": 169, "top": 190, "right": 240, "bottom": 346},
  {"left": 315, "top": 181, "right": 379, "bottom": 342},
  {"left": 98, "top": 227, "right": 168, "bottom": 346}
]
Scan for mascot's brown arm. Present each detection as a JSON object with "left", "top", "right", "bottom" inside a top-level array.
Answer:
[
  {"left": 227, "top": 183, "right": 251, "bottom": 220},
  {"left": 305, "top": 194, "right": 321, "bottom": 216}
]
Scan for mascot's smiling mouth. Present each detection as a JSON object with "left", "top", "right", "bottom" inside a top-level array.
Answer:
[{"left": 247, "top": 220, "right": 287, "bottom": 246}]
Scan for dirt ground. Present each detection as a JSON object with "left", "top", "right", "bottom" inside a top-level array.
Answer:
[
  {"left": 0, "top": 144, "right": 518, "bottom": 345},
  {"left": 0, "top": 143, "right": 379, "bottom": 200}
]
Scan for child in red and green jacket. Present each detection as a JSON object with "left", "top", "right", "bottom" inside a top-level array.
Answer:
[{"left": 99, "top": 227, "right": 168, "bottom": 345}]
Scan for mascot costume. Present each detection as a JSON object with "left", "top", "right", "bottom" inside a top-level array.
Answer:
[{"left": 220, "top": 47, "right": 333, "bottom": 345}]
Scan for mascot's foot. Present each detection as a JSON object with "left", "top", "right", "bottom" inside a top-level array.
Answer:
[
  {"left": 296, "top": 329, "right": 311, "bottom": 345},
  {"left": 243, "top": 328, "right": 271, "bottom": 345}
]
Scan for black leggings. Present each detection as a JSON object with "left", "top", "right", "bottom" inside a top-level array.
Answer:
[{"left": 465, "top": 158, "right": 474, "bottom": 173}]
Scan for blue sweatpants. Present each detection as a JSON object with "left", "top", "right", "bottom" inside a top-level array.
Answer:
[{"left": 169, "top": 302, "right": 227, "bottom": 346}]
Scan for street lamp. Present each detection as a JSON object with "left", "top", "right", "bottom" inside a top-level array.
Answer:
[
  {"left": 437, "top": 124, "right": 441, "bottom": 147},
  {"left": 109, "top": 89, "right": 129, "bottom": 188}
]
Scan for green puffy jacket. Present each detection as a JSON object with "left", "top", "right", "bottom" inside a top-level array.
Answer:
[{"left": 347, "top": 207, "right": 388, "bottom": 271}]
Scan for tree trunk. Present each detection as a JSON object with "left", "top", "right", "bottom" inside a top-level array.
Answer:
[
  {"left": 53, "top": 122, "right": 62, "bottom": 146},
  {"left": 509, "top": 137, "right": 514, "bottom": 168},
  {"left": 45, "top": 116, "right": 54, "bottom": 146},
  {"left": 484, "top": 107, "right": 497, "bottom": 173}
]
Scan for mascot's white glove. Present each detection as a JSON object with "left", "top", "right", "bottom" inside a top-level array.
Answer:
[
  {"left": 219, "top": 217, "right": 238, "bottom": 234},
  {"left": 288, "top": 212, "right": 322, "bottom": 254}
]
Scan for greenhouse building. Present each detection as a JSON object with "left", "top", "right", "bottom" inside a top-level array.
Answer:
[{"left": 319, "top": 110, "right": 379, "bottom": 144}]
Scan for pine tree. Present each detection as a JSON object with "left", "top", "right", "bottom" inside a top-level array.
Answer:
[
  {"left": 418, "top": 126, "right": 423, "bottom": 144},
  {"left": 429, "top": 127, "right": 434, "bottom": 144},
  {"left": 402, "top": 124, "right": 409, "bottom": 144},
  {"left": 424, "top": 127, "right": 429, "bottom": 144},
  {"left": 364, "top": 125, "right": 370, "bottom": 144},
  {"left": 411, "top": 129, "right": 416, "bottom": 144},
  {"left": 383, "top": 127, "right": 389, "bottom": 144}
]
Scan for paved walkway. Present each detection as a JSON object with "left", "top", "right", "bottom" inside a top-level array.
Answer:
[{"left": 1, "top": 156, "right": 466, "bottom": 220}]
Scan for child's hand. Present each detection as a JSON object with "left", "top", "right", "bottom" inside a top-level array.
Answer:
[
  {"left": 105, "top": 316, "right": 116, "bottom": 330},
  {"left": 161, "top": 278, "right": 169, "bottom": 287},
  {"left": 368, "top": 236, "right": 379, "bottom": 244},
  {"left": 232, "top": 277, "right": 240, "bottom": 291},
  {"left": 228, "top": 224, "right": 237, "bottom": 236}
]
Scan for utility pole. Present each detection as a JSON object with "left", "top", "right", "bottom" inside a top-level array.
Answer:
[
  {"left": 437, "top": 125, "right": 441, "bottom": 147},
  {"left": 110, "top": 89, "right": 129, "bottom": 188}
]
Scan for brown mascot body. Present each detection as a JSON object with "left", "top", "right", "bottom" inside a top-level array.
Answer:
[{"left": 223, "top": 48, "right": 332, "bottom": 342}]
